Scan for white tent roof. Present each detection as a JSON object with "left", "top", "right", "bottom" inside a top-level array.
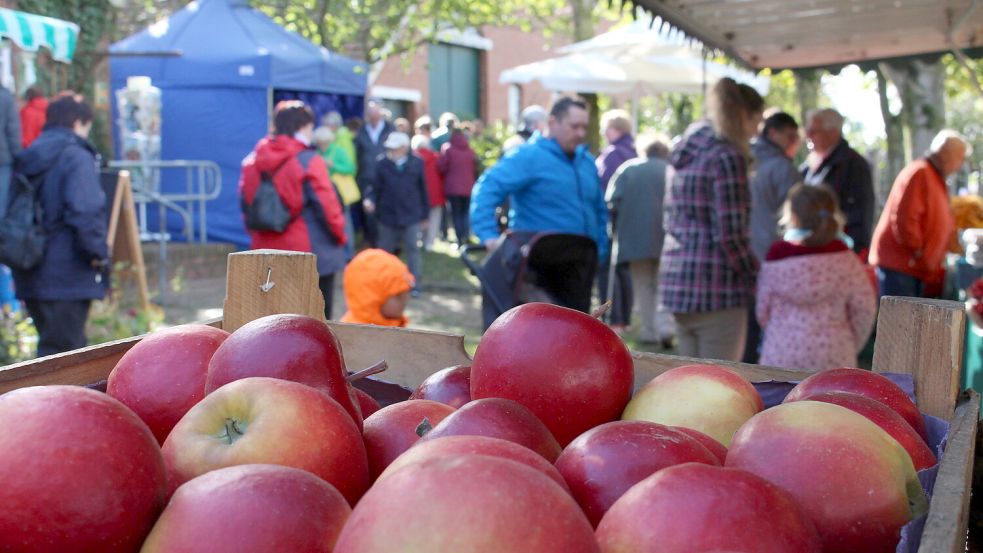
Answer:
[{"left": 499, "top": 51, "right": 769, "bottom": 96}]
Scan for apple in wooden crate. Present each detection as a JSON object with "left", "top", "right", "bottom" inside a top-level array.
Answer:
[
  {"left": 789, "top": 391, "right": 936, "bottom": 470},
  {"left": 140, "top": 464, "right": 351, "bottom": 553},
  {"left": 206, "top": 314, "right": 364, "bottom": 430},
  {"left": 595, "top": 463, "right": 822, "bottom": 553},
  {"left": 410, "top": 365, "right": 471, "bottom": 408},
  {"left": 622, "top": 364, "right": 763, "bottom": 446},
  {"left": 555, "top": 420, "right": 720, "bottom": 526},
  {"left": 417, "top": 397, "right": 562, "bottom": 462},
  {"left": 380, "top": 435, "right": 570, "bottom": 491},
  {"left": 726, "top": 401, "right": 927, "bottom": 553},
  {"left": 783, "top": 367, "right": 928, "bottom": 439},
  {"left": 333, "top": 455, "right": 599, "bottom": 553},
  {"left": 669, "top": 426, "right": 728, "bottom": 464},
  {"left": 107, "top": 323, "right": 229, "bottom": 444},
  {"left": 0, "top": 386, "right": 166, "bottom": 553},
  {"left": 362, "top": 399, "right": 456, "bottom": 479},
  {"left": 353, "top": 388, "right": 382, "bottom": 418},
  {"left": 471, "top": 303, "right": 634, "bottom": 446},
  {"left": 162, "top": 377, "right": 370, "bottom": 505}
]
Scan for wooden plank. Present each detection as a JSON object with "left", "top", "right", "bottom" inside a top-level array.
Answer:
[
  {"left": 872, "top": 297, "right": 966, "bottom": 420},
  {"left": 222, "top": 249, "right": 325, "bottom": 333},
  {"left": 108, "top": 172, "right": 151, "bottom": 311},
  {"left": 918, "top": 390, "right": 980, "bottom": 553}
]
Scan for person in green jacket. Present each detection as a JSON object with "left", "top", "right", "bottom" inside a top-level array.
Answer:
[
  {"left": 315, "top": 124, "right": 359, "bottom": 259},
  {"left": 322, "top": 111, "right": 358, "bottom": 175}
]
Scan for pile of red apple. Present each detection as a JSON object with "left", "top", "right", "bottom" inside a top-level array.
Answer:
[{"left": 0, "top": 303, "right": 938, "bottom": 552}]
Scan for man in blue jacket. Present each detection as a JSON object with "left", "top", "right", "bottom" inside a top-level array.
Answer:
[
  {"left": 11, "top": 93, "right": 108, "bottom": 356},
  {"left": 469, "top": 97, "right": 608, "bottom": 327}
]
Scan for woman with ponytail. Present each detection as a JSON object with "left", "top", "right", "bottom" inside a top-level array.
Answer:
[
  {"left": 756, "top": 184, "right": 876, "bottom": 371},
  {"left": 659, "top": 78, "right": 764, "bottom": 360}
]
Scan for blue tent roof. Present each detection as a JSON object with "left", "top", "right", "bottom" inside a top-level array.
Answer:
[{"left": 110, "top": 0, "right": 366, "bottom": 94}]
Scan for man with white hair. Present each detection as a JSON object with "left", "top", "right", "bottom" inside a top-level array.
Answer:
[
  {"left": 802, "top": 108, "right": 875, "bottom": 252},
  {"left": 870, "top": 130, "right": 970, "bottom": 297}
]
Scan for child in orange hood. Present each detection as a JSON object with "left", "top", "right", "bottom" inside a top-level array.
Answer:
[{"left": 341, "top": 249, "right": 415, "bottom": 327}]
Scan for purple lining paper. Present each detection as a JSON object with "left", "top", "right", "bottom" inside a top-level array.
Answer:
[{"left": 751, "top": 373, "right": 950, "bottom": 553}]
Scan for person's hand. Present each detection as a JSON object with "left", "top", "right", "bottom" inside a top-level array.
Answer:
[
  {"left": 363, "top": 199, "right": 375, "bottom": 214},
  {"left": 484, "top": 237, "right": 502, "bottom": 252}
]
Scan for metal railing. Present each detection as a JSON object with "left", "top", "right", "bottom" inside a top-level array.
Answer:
[{"left": 106, "top": 159, "right": 222, "bottom": 243}]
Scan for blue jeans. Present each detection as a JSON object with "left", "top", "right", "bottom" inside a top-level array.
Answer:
[
  {"left": 876, "top": 266, "right": 924, "bottom": 298},
  {"left": 378, "top": 222, "right": 422, "bottom": 285}
]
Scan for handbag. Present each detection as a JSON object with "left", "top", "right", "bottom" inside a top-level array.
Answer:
[{"left": 332, "top": 172, "right": 361, "bottom": 206}]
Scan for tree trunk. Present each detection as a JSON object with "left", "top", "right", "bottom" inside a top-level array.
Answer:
[
  {"left": 876, "top": 66, "right": 905, "bottom": 205},
  {"left": 881, "top": 58, "right": 946, "bottom": 162},
  {"left": 570, "top": 0, "right": 600, "bottom": 154},
  {"left": 792, "top": 68, "right": 821, "bottom": 124}
]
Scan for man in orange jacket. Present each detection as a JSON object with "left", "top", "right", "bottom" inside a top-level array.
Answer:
[{"left": 870, "top": 130, "right": 970, "bottom": 297}]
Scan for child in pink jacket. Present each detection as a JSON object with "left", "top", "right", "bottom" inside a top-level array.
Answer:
[{"left": 757, "top": 184, "right": 877, "bottom": 371}]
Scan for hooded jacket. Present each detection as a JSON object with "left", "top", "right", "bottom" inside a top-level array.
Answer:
[
  {"left": 756, "top": 240, "right": 877, "bottom": 371},
  {"left": 416, "top": 147, "right": 445, "bottom": 208},
  {"left": 749, "top": 136, "right": 799, "bottom": 261},
  {"left": 439, "top": 131, "right": 477, "bottom": 197},
  {"left": 20, "top": 96, "right": 47, "bottom": 149},
  {"left": 469, "top": 135, "right": 609, "bottom": 261},
  {"left": 341, "top": 248, "right": 414, "bottom": 326},
  {"left": 660, "top": 122, "right": 757, "bottom": 313},
  {"left": 239, "top": 135, "right": 347, "bottom": 275},
  {"left": 11, "top": 127, "right": 108, "bottom": 301}
]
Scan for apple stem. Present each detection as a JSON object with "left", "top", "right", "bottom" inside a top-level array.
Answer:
[
  {"left": 591, "top": 300, "right": 612, "bottom": 320},
  {"left": 346, "top": 360, "right": 388, "bottom": 383},
  {"left": 221, "top": 418, "right": 244, "bottom": 445}
]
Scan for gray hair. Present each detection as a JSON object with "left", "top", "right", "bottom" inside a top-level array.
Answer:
[
  {"left": 807, "top": 108, "right": 845, "bottom": 132},
  {"left": 313, "top": 126, "right": 335, "bottom": 146},
  {"left": 321, "top": 111, "right": 343, "bottom": 128},
  {"left": 930, "top": 129, "right": 972, "bottom": 157}
]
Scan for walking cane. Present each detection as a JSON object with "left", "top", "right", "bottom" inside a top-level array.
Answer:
[{"left": 605, "top": 225, "right": 619, "bottom": 324}]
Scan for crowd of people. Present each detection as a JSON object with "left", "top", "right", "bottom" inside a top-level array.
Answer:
[{"left": 1, "top": 79, "right": 970, "bottom": 373}]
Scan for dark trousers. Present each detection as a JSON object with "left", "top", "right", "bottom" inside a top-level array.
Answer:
[
  {"left": 876, "top": 266, "right": 925, "bottom": 298},
  {"left": 351, "top": 201, "right": 378, "bottom": 247},
  {"left": 25, "top": 299, "right": 91, "bottom": 357},
  {"left": 318, "top": 273, "right": 335, "bottom": 320},
  {"left": 447, "top": 196, "right": 471, "bottom": 246},
  {"left": 742, "top": 300, "right": 762, "bottom": 364},
  {"left": 599, "top": 257, "right": 632, "bottom": 326}
]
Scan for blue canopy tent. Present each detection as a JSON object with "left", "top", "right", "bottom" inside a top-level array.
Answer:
[{"left": 109, "top": 0, "right": 367, "bottom": 247}]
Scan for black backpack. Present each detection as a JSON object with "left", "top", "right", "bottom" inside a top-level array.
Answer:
[
  {"left": 243, "top": 150, "right": 316, "bottom": 232},
  {"left": 0, "top": 168, "right": 49, "bottom": 271}
]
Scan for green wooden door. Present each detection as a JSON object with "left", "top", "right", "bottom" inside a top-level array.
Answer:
[{"left": 428, "top": 42, "right": 480, "bottom": 119}]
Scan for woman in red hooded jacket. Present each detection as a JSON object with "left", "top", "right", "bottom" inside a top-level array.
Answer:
[
  {"left": 239, "top": 101, "right": 347, "bottom": 318},
  {"left": 438, "top": 129, "right": 478, "bottom": 247}
]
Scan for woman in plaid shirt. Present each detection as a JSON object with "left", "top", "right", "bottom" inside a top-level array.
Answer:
[{"left": 659, "top": 78, "right": 765, "bottom": 361}]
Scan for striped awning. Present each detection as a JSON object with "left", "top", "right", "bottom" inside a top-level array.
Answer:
[{"left": 0, "top": 8, "right": 78, "bottom": 63}]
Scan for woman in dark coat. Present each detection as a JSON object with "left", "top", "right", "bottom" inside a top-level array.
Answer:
[{"left": 11, "top": 93, "right": 108, "bottom": 356}]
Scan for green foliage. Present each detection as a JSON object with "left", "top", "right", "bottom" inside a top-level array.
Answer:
[
  {"left": 469, "top": 120, "right": 513, "bottom": 173},
  {"left": 0, "top": 308, "right": 38, "bottom": 365},
  {"left": 942, "top": 54, "right": 983, "bottom": 171},
  {"left": 762, "top": 68, "right": 798, "bottom": 116},
  {"left": 257, "top": 0, "right": 567, "bottom": 63},
  {"left": 85, "top": 262, "right": 164, "bottom": 345}
]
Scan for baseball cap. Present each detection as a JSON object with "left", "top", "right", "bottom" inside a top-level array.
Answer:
[{"left": 383, "top": 132, "right": 410, "bottom": 149}]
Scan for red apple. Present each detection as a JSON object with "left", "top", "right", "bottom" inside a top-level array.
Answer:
[
  {"left": 380, "top": 435, "right": 570, "bottom": 491},
  {"left": 140, "top": 464, "right": 351, "bottom": 553},
  {"left": 726, "top": 401, "right": 927, "bottom": 553},
  {"left": 783, "top": 367, "right": 927, "bottom": 440},
  {"left": 622, "top": 364, "right": 763, "bottom": 446},
  {"left": 333, "top": 455, "right": 599, "bottom": 553},
  {"left": 353, "top": 388, "right": 382, "bottom": 418},
  {"left": 470, "top": 303, "right": 634, "bottom": 446},
  {"left": 0, "top": 386, "right": 166, "bottom": 553},
  {"left": 206, "top": 314, "right": 363, "bottom": 430},
  {"left": 418, "top": 397, "right": 562, "bottom": 462},
  {"left": 555, "top": 420, "right": 720, "bottom": 526},
  {"left": 162, "top": 377, "right": 370, "bottom": 505},
  {"left": 107, "top": 324, "right": 229, "bottom": 444},
  {"left": 793, "top": 391, "right": 936, "bottom": 470},
  {"left": 670, "top": 426, "right": 728, "bottom": 464},
  {"left": 596, "top": 463, "right": 822, "bottom": 553},
  {"left": 362, "top": 399, "right": 456, "bottom": 478},
  {"left": 410, "top": 365, "right": 471, "bottom": 408}
]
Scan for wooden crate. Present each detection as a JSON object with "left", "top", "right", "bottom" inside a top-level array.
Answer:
[{"left": 0, "top": 250, "right": 977, "bottom": 553}]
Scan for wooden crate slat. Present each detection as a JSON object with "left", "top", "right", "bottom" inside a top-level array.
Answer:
[
  {"left": 873, "top": 297, "right": 966, "bottom": 420},
  {"left": 918, "top": 390, "right": 980, "bottom": 553}
]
